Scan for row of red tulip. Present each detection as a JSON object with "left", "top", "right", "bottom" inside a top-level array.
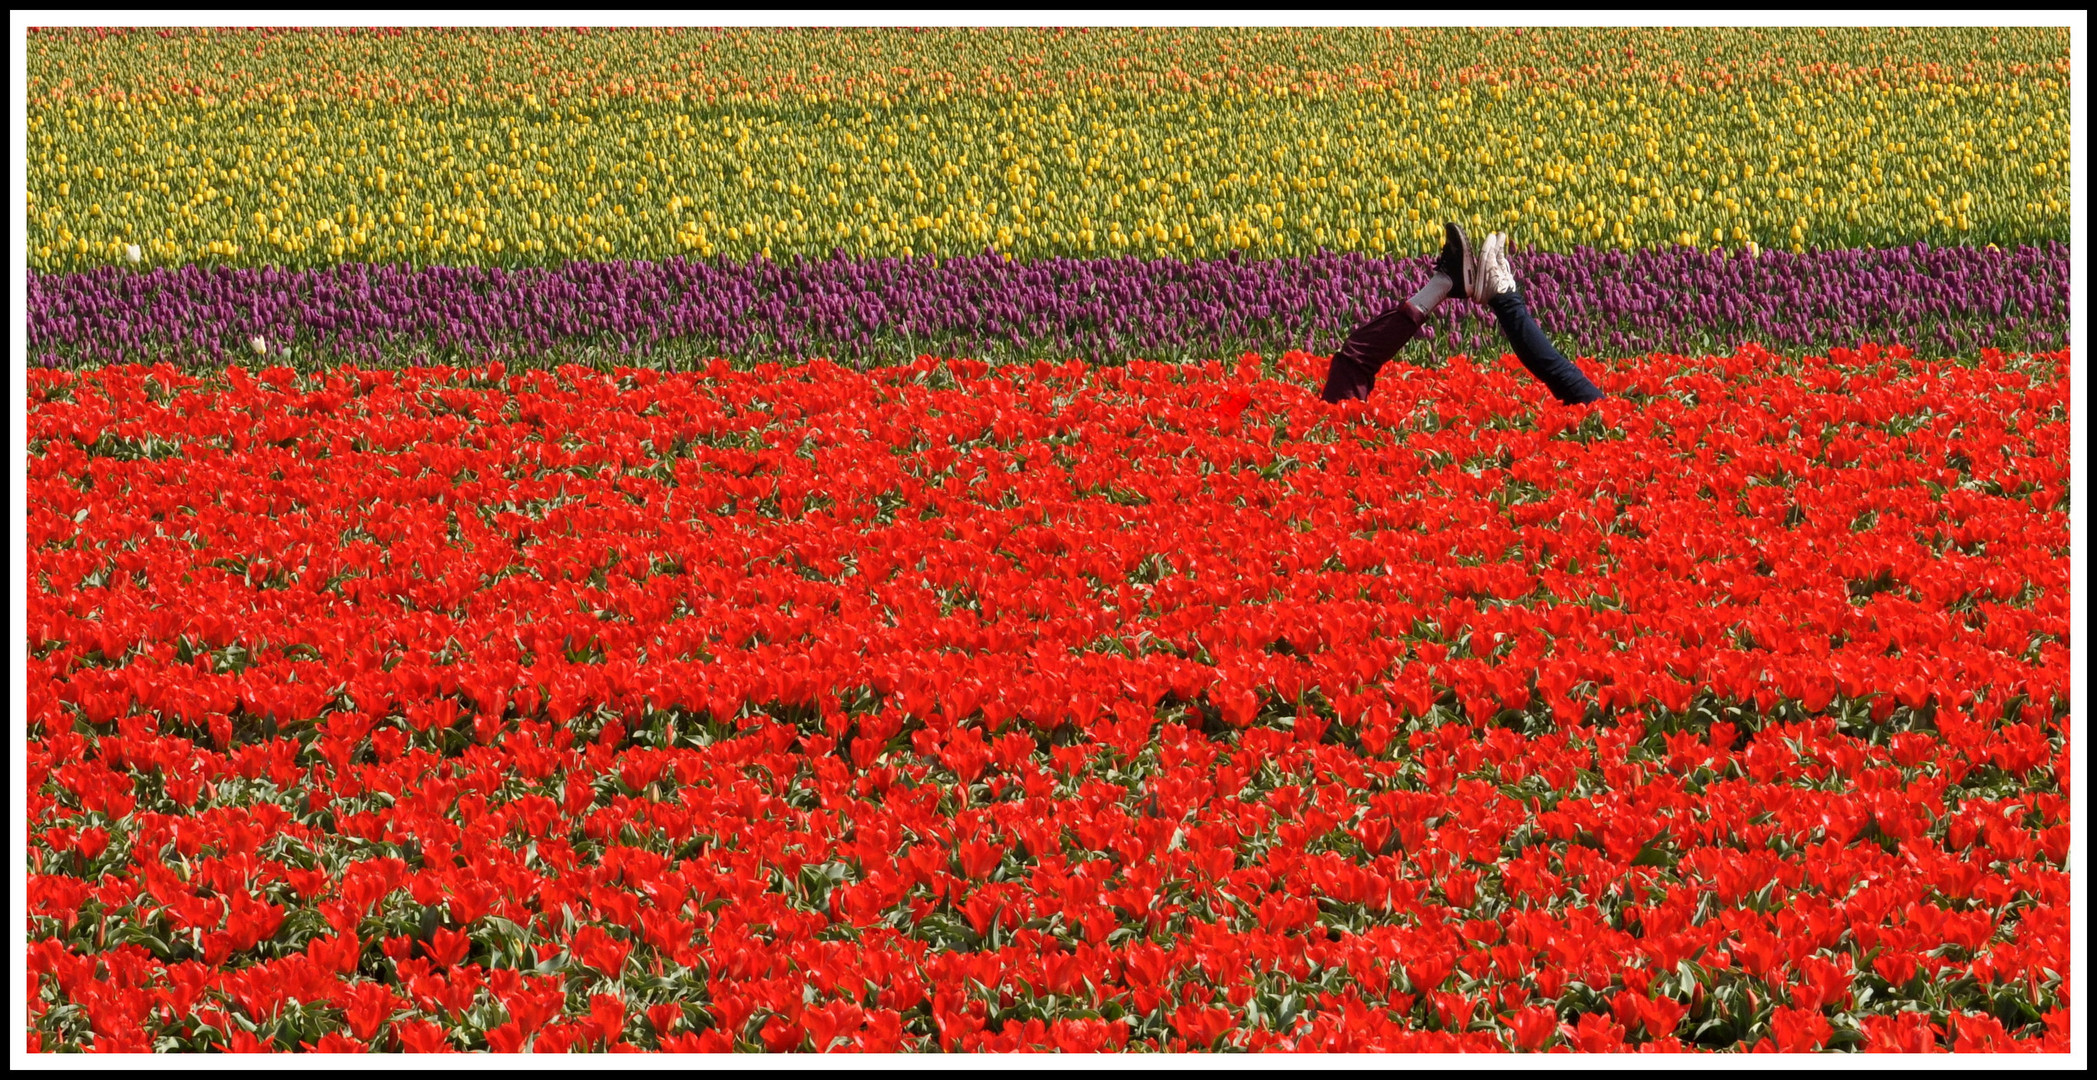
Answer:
[{"left": 27, "top": 347, "right": 2068, "bottom": 1051}]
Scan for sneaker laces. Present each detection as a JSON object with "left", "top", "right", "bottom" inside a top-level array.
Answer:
[{"left": 1483, "top": 234, "right": 1517, "bottom": 297}]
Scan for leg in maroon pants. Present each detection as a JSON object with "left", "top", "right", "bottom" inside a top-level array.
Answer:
[
  {"left": 1322, "top": 223, "right": 1469, "bottom": 403},
  {"left": 1320, "top": 299, "right": 1432, "bottom": 403}
]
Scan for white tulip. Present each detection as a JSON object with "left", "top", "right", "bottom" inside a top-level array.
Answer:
[
  {"left": 280, "top": 346, "right": 293, "bottom": 360},
  {"left": 124, "top": 243, "right": 142, "bottom": 264},
  {"left": 249, "top": 336, "right": 268, "bottom": 355}
]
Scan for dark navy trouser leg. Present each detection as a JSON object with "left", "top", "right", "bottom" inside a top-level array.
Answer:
[
  {"left": 1487, "top": 289, "right": 1604, "bottom": 404},
  {"left": 1321, "top": 300, "right": 1426, "bottom": 403}
]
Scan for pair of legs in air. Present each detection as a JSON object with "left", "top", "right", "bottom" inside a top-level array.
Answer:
[{"left": 1321, "top": 223, "right": 1605, "bottom": 406}]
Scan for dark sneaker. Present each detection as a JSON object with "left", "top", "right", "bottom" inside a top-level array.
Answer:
[{"left": 1434, "top": 222, "right": 1472, "bottom": 300}]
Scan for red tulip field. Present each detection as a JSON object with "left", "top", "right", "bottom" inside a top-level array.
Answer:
[{"left": 24, "top": 346, "right": 2071, "bottom": 1052}]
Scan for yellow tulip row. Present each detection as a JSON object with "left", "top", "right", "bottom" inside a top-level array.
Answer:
[
  {"left": 26, "top": 31, "right": 2069, "bottom": 269},
  {"left": 29, "top": 26, "right": 2066, "bottom": 106}
]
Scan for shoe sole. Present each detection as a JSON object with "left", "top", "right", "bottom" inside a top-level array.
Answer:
[
  {"left": 1463, "top": 226, "right": 1491, "bottom": 301},
  {"left": 1448, "top": 222, "right": 1475, "bottom": 300}
]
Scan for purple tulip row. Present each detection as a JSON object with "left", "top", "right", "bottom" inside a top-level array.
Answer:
[{"left": 28, "top": 243, "right": 2070, "bottom": 368}]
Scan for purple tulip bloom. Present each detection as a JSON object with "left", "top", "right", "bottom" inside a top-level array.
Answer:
[{"left": 26, "top": 244, "right": 2070, "bottom": 368}]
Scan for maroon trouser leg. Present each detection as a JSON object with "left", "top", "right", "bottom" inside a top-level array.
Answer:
[{"left": 1320, "top": 299, "right": 1429, "bottom": 403}]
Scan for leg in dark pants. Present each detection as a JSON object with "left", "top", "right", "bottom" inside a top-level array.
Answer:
[
  {"left": 1487, "top": 289, "right": 1604, "bottom": 404},
  {"left": 1321, "top": 299, "right": 1429, "bottom": 403}
]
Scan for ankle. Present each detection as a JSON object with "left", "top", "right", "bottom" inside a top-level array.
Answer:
[{"left": 1409, "top": 272, "right": 1453, "bottom": 313}]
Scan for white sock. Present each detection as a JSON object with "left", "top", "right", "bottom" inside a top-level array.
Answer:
[{"left": 1410, "top": 273, "right": 1453, "bottom": 312}]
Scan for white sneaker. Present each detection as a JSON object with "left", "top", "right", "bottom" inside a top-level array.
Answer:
[{"left": 1476, "top": 232, "right": 1517, "bottom": 298}]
